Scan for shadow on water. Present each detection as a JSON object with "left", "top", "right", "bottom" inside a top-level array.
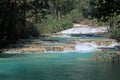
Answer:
[{"left": 0, "top": 53, "right": 28, "bottom": 58}]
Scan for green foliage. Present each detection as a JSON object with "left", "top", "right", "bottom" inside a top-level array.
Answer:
[
  {"left": 35, "top": 14, "right": 72, "bottom": 34},
  {"left": 109, "top": 26, "right": 120, "bottom": 42},
  {"left": 48, "top": 0, "right": 76, "bottom": 18},
  {"left": 70, "top": 9, "right": 83, "bottom": 23},
  {"left": 91, "top": 0, "right": 120, "bottom": 41},
  {"left": 0, "top": 0, "right": 110, "bottom": 48},
  {"left": 108, "top": 15, "right": 120, "bottom": 42},
  {"left": 90, "top": 0, "right": 120, "bottom": 20},
  {"left": 0, "top": 0, "right": 49, "bottom": 47}
]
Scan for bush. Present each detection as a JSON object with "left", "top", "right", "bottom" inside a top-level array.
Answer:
[
  {"left": 109, "top": 26, "right": 120, "bottom": 42},
  {"left": 35, "top": 14, "right": 72, "bottom": 34},
  {"left": 70, "top": 9, "right": 84, "bottom": 23},
  {"left": 109, "top": 15, "right": 120, "bottom": 42}
]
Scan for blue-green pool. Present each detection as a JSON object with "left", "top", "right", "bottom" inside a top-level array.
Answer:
[{"left": 0, "top": 52, "right": 120, "bottom": 80}]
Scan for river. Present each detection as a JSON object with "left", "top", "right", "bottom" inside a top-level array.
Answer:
[
  {"left": 0, "top": 25, "right": 120, "bottom": 80},
  {"left": 0, "top": 52, "right": 120, "bottom": 80}
]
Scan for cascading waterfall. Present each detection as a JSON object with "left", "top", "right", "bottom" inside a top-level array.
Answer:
[
  {"left": 3, "top": 39, "right": 118, "bottom": 53},
  {"left": 73, "top": 41, "right": 118, "bottom": 52},
  {"left": 74, "top": 42, "right": 98, "bottom": 52},
  {"left": 1, "top": 24, "right": 120, "bottom": 80},
  {"left": 61, "top": 27, "right": 107, "bottom": 34},
  {"left": 2, "top": 24, "right": 119, "bottom": 53}
]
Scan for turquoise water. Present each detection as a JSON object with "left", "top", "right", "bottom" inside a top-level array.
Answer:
[
  {"left": 0, "top": 52, "right": 120, "bottom": 80},
  {"left": 39, "top": 37, "right": 108, "bottom": 41}
]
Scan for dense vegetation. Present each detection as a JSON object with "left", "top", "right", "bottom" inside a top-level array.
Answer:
[
  {"left": 0, "top": 0, "right": 49, "bottom": 47},
  {"left": 0, "top": 0, "right": 120, "bottom": 48},
  {"left": 0, "top": 0, "right": 90, "bottom": 48},
  {"left": 90, "top": 0, "right": 120, "bottom": 41}
]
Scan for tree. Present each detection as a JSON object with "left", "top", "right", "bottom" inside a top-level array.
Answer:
[
  {"left": 91, "top": 0, "right": 120, "bottom": 41},
  {"left": 90, "top": 0, "right": 119, "bottom": 23},
  {"left": 0, "top": 0, "right": 49, "bottom": 48}
]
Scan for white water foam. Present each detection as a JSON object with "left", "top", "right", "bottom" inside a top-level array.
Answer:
[
  {"left": 109, "top": 41, "right": 118, "bottom": 47},
  {"left": 74, "top": 42, "right": 98, "bottom": 52},
  {"left": 74, "top": 41, "right": 118, "bottom": 52},
  {"left": 61, "top": 27, "right": 107, "bottom": 34}
]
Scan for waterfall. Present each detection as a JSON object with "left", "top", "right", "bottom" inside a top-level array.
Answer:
[
  {"left": 2, "top": 24, "right": 118, "bottom": 53},
  {"left": 73, "top": 41, "right": 118, "bottom": 52},
  {"left": 61, "top": 27, "right": 107, "bottom": 34},
  {"left": 74, "top": 42, "right": 98, "bottom": 52}
]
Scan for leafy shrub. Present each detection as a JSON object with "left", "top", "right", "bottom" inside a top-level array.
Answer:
[
  {"left": 35, "top": 14, "right": 72, "bottom": 34},
  {"left": 109, "top": 15, "right": 120, "bottom": 42},
  {"left": 70, "top": 9, "right": 83, "bottom": 23}
]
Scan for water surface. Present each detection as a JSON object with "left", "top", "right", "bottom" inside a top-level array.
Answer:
[{"left": 0, "top": 52, "right": 120, "bottom": 80}]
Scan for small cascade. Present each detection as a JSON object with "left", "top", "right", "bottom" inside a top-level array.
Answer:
[
  {"left": 2, "top": 24, "right": 119, "bottom": 53},
  {"left": 73, "top": 40, "right": 118, "bottom": 52},
  {"left": 61, "top": 27, "right": 107, "bottom": 35},
  {"left": 3, "top": 39, "right": 118, "bottom": 53},
  {"left": 74, "top": 42, "right": 98, "bottom": 52},
  {"left": 109, "top": 41, "right": 118, "bottom": 47}
]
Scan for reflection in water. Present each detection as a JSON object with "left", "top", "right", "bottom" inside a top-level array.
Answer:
[{"left": 0, "top": 52, "right": 120, "bottom": 80}]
